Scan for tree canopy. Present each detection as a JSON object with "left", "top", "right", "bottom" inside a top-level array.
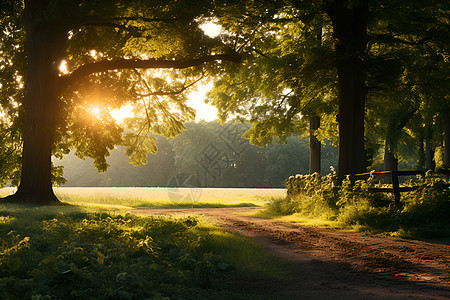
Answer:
[
  {"left": 0, "top": 0, "right": 239, "bottom": 204},
  {"left": 207, "top": 0, "right": 449, "bottom": 179},
  {"left": 0, "top": 0, "right": 448, "bottom": 204}
]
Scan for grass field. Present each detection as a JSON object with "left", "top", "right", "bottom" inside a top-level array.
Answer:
[
  {"left": 0, "top": 187, "right": 285, "bottom": 209},
  {"left": 0, "top": 189, "right": 289, "bottom": 299}
]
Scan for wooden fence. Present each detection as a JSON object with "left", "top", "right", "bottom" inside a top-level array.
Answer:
[{"left": 351, "top": 170, "right": 450, "bottom": 208}]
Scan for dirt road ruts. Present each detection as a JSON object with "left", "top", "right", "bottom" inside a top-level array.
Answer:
[{"left": 133, "top": 207, "right": 450, "bottom": 299}]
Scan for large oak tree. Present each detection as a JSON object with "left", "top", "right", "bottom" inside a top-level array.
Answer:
[{"left": 0, "top": 0, "right": 239, "bottom": 204}]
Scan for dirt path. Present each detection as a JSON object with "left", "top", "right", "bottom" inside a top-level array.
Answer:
[{"left": 132, "top": 207, "right": 450, "bottom": 299}]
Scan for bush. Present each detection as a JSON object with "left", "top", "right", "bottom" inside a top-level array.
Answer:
[
  {"left": 285, "top": 168, "right": 338, "bottom": 209},
  {"left": 402, "top": 171, "right": 450, "bottom": 218},
  {"left": 398, "top": 172, "right": 450, "bottom": 238},
  {"left": 271, "top": 171, "right": 450, "bottom": 240}
]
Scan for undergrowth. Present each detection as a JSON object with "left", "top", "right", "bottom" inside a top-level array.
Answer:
[
  {"left": 0, "top": 205, "right": 269, "bottom": 299},
  {"left": 266, "top": 171, "right": 450, "bottom": 242}
]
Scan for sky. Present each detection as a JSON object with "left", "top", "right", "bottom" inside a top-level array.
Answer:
[
  {"left": 111, "top": 20, "right": 222, "bottom": 123},
  {"left": 109, "top": 82, "right": 219, "bottom": 123},
  {"left": 72, "top": 20, "right": 223, "bottom": 123},
  {"left": 186, "top": 82, "right": 219, "bottom": 122},
  {"left": 187, "top": 21, "right": 222, "bottom": 122}
]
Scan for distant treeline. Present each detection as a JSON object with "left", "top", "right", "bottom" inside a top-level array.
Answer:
[{"left": 55, "top": 121, "right": 339, "bottom": 188}]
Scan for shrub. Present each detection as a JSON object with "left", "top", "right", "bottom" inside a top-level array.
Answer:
[
  {"left": 272, "top": 170, "right": 450, "bottom": 240},
  {"left": 285, "top": 168, "right": 338, "bottom": 208},
  {"left": 398, "top": 172, "right": 450, "bottom": 238},
  {"left": 402, "top": 171, "right": 450, "bottom": 218}
]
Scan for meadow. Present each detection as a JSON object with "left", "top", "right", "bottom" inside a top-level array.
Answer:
[{"left": 0, "top": 187, "right": 285, "bottom": 209}]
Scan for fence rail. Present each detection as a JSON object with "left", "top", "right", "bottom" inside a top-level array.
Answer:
[{"left": 351, "top": 170, "right": 450, "bottom": 207}]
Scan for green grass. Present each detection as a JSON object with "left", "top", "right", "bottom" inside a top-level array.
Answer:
[
  {"left": 0, "top": 187, "right": 285, "bottom": 209},
  {"left": 48, "top": 187, "right": 285, "bottom": 209},
  {"left": 193, "top": 220, "right": 290, "bottom": 280},
  {"left": 134, "top": 202, "right": 259, "bottom": 209},
  {"left": 0, "top": 202, "right": 287, "bottom": 299},
  {"left": 256, "top": 210, "right": 338, "bottom": 228}
]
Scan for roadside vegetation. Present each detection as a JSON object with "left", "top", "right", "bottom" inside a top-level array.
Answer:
[
  {"left": 0, "top": 204, "right": 286, "bottom": 299},
  {"left": 263, "top": 171, "right": 450, "bottom": 244}
]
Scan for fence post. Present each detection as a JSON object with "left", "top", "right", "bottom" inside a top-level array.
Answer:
[{"left": 391, "top": 171, "right": 401, "bottom": 208}]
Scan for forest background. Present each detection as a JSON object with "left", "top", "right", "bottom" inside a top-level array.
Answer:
[{"left": 53, "top": 120, "right": 422, "bottom": 188}]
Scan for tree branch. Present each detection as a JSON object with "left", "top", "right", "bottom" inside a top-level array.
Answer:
[
  {"left": 244, "top": 12, "right": 317, "bottom": 24},
  {"left": 79, "top": 20, "right": 141, "bottom": 33},
  {"left": 110, "top": 16, "right": 183, "bottom": 23},
  {"left": 79, "top": 15, "right": 183, "bottom": 27},
  {"left": 71, "top": 15, "right": 187, "bottom": 35},
  {"left": 61, "top": 54, "right": 241, "bottom": 88},
  {"left": 370, "top": 34, "right": 430, "bottom": 46},
  {"left": 134, "top": 75, "right": 204, "bottom": 97}
]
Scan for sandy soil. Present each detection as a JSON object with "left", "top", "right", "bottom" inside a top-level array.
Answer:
[{"left": 132, "top": 207, "right": 450, "bottom": 299}]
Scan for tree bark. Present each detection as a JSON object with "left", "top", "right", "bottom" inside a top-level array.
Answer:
[
  {"left": 425, "top": 136, "right": 435, "bottom": 170},
  {"left": 309, "top": 116, "right": 321, "bottom": 174},
  {"left": 4, "top": 0, "right": 66, "bottom": 204},
  {"left": 326, "top": 0, "right": 368, "bottom": 183},
  {"left": 424, "top": 119, "right": 435, "bottom": 171},
  {"left": 383, "top": 142, "right": 398, "bottom": 184},
  {"left": 383, "top": 110, "right": 417, "bottom": 176},
  {"left": 384, "top": 143, "right": 398, "bottom": 171},
  {"left": 417, "top": 131, "right": 425, "bottom": 169}
]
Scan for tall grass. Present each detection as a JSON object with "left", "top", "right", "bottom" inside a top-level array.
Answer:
[
  {"left": 55, "top": 187, "right": 284, "bottom": 208},
  {"left": 0, "top": 187, "right": 285, "bottom": 208}
]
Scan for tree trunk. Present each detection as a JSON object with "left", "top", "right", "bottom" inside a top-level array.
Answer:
[
  {"left": 4, "top": 0, "right": 65, "bottom": 204},
  {"left": 384, "top": 143, "right": 398, "bottom": 171},
  {"left": 309, "top": 116, "right": 321, "bottom": 174},
  {"left": 417, "top": 130, "right": 425, "bottom": 169},
  {"left": 326, "top": 0, "right": 368, "bottom": 183},
  {"left": 383, "top": 142, "right": 398, "bottom": 184},
  {"left": 425, "top": 137, "right": 435, "bottom": 170},
  {"left": 424, "top": 119, "right": 435, "bottom": 171},
  {"left": 384, "top": 118, "right": 403, "bottom": 182},
  {"left": 444, "top": 111, "right": 450, "bottom": 169}
]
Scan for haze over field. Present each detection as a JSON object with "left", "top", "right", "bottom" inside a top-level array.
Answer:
[{"left": 53, "top": 121, "right": 339, "bottom": 188}]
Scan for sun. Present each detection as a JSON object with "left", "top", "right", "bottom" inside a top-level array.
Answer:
[
  {"left": 91, "top": 106, "right": 102, "bottom": 117},
  {"left": 110, "top": 104, "right": 134, "bottom": 123},
  {"left": 87, "top": 104, "right": 134, "bottom": 123}
]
